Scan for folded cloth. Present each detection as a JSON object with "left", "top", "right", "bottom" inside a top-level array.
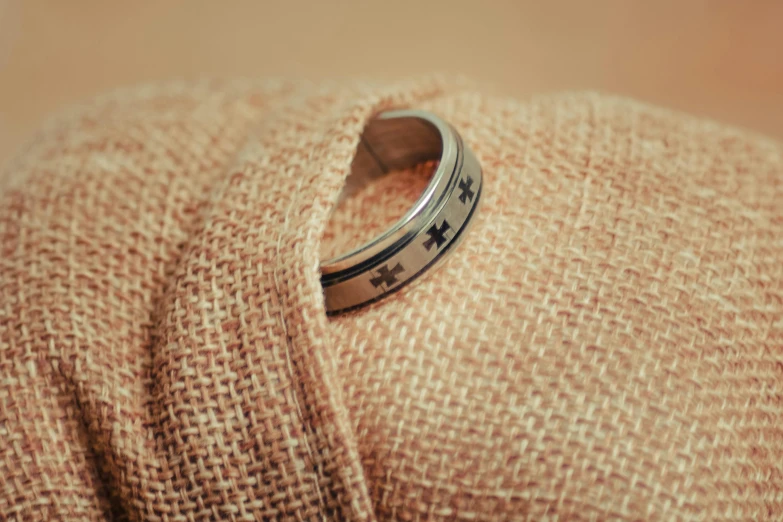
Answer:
[{"left": 1, "top": 78, "right": 781, "bottom": 521}]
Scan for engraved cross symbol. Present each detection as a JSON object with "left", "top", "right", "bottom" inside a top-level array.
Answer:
[
  {"left": 423, "top": 219, "right": 451, "bottom": 251},
  {"left": 458, "top": 176, "right": 475, "bottom": 204},
  {"left": 370, "top": 263, "right": 405, "bottom": 288}
]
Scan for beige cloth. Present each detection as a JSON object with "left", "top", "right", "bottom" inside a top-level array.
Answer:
[{"left": 1, "top": 78, "right": 782, "bottom": 521}]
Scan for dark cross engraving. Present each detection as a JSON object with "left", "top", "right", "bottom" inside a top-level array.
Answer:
[
  {"left": 458, "top": 176, "right": 475, "bottom": 204},
  {"left": 370, "top": 263, "right": 405, "bottom": 288},
  {"left": 423, "top": 219, "right": 451, "bottom": 251}
]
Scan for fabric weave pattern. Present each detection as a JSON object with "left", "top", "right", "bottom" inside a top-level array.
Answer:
[{"left": 1, "top": 79, "right": 782, "bottom": 520}]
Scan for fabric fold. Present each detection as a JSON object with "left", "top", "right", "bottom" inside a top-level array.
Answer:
[{"left": 2, "top": 79, "right": 782, "bottom": 521}]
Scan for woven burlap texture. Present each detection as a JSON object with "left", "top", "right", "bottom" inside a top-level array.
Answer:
[{"left": 1, "top": 79, "right": 782, "bottom": 521}]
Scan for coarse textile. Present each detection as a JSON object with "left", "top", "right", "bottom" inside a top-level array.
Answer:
[{"left": 1, "top": 79, "right": 782, "bottom": 520}]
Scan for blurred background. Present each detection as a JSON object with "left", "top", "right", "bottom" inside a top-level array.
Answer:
[{"left": 1, "top": 0, "right": 782, "bottom": 167}]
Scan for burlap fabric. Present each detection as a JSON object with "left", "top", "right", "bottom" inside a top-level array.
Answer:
[{"left": 1, "top": 79, "right": 782, "bottom": 521}]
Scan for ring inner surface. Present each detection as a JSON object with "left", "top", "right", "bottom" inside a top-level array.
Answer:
[{"left": 321, "top": 115, "right": 443, "bottom": 268}]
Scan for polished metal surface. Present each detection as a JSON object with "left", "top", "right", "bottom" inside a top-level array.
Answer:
[{"left": 321, "top": 110, "right": 482, "bottom": 314}]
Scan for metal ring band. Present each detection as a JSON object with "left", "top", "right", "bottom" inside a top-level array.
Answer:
[{"left": 321, "top": 110, "right": 482, "bottom": 314}]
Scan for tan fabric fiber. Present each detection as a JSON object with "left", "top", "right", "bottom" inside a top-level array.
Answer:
[{"left": 1, "top": 78, "right": 782, "bottom": 521}]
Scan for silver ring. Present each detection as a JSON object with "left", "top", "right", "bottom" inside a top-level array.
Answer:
[{"left": 321, "top": 109, "right": 482, "bottom": 314}]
